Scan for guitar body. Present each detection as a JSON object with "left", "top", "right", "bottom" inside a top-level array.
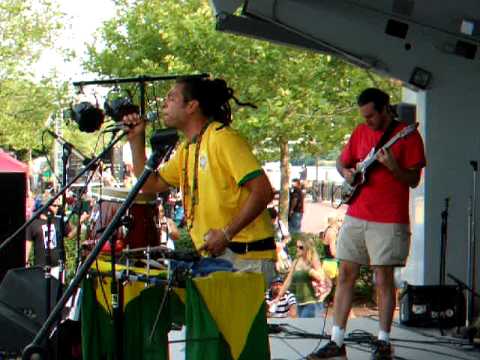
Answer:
[{"left": 339, "top": 170, "right": 365, "bottom": 205}]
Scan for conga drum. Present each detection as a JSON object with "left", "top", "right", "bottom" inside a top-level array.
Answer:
[{"left": 87, "top": 187, "right": 159, "bottom": 253}]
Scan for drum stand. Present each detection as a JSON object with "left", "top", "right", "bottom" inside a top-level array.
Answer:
[{"left": 22, "top": 130, "right": 178, "bottom": 360}]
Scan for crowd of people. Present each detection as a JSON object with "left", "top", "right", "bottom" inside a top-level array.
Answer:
[{"left": 24, "top": 177, "right": 185, "bottom": 280}]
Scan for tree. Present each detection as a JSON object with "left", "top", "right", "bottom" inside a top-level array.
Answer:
[
  {"left": 85, "top": 0, "right": 400, "bottom": 220},
  {"left": 0, "top": 0, "right": 66, "bottom": 159}
]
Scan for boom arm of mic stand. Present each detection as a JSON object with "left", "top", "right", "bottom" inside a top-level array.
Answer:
[
  {"left": 22, "top": 147, "right": 169, "bottom": 360},
  {"left": 0, "top": 131, "right": 128, "bottom": 254},
  {"left": 45, "top": 129, "right": 90, "bottom": 163}
]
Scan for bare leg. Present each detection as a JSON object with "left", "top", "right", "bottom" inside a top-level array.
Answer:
[
  {"left": 374, "top": 266, "right": 395, "bottom": 332},
  {"left": 333, "top": 260, "right": 361, "bottom": 328}
]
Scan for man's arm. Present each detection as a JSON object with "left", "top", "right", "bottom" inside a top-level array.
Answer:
[
  {"left": 124, "top": 114, "right": 170, "bottom": 194},
  {"left": 166, "top": 218, "right": 180, "bottom": 240},
  {"left": 202, "top": 173, "right": 274, "bottom": 256},
  {"left": 377, "top": 148, "right": 422, "bottom": 188},
  {"left": 288, "top": 303, "right": 298, "bottom": 319},
  {"left": 336, "top": 156, "right": 355, "bottom": 184},
  {"left": 288, "top": 194, "right": 298, "bottom": 218}
]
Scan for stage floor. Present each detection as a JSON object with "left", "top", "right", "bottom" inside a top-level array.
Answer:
[{"left": 169, "top": 314, "right": 479, "bottom": 359}]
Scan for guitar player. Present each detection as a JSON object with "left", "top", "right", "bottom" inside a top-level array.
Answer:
[{"left": 308, "top": 88, "right": 426, "bottom": 360}]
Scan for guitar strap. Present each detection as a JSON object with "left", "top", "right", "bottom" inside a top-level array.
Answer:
[
  {"left": 371, "top": 119, "right": 399, "bottom": 168},
  {"left": 375, "top": 119, "right": 399, "bottom": 151}
]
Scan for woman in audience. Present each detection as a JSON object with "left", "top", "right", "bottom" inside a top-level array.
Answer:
[{"left": 276, "top": 237, "right": 331, "bottom": 317}]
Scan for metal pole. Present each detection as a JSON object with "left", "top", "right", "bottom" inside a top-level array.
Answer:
[{"left": 466, "top": 161, "right": 478, "bottom": 327}]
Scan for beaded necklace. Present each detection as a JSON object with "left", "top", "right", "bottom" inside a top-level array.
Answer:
[{"left": 182, "top": 121, "right": 211, "bottom": 231}]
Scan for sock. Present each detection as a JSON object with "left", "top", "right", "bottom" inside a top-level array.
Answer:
[
  {"left": 378, "top": 330, "right": 390, "bottom": 343},
  {"left": 331, "top": 325, "right": 345, "bottom": 347}
]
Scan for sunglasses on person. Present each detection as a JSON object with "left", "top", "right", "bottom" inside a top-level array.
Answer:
[{"left": 296, "top": 245, "right": 304, "bottom": 250}]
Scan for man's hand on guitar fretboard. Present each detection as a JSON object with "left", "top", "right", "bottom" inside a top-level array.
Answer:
[{"left": 376, "top": 148, "right": 398, "bottom": 172}]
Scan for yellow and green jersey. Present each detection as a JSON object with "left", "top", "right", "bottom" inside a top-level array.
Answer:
[{"left": 159, "top": 121, "right": 275, "bottom": 260}]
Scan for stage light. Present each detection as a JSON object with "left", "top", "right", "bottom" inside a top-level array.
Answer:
[
  {"left": 104, "top": 87, "right": 139, "bottom": 122},
  {"left": 70, "top": 101, "right": 105, "bottom": 133},
  {"left": 409, "top": 67, "right": 432, "bottom": 90},
  {"left": 460, "top": 20, "right": 475, "bottom": 36}
]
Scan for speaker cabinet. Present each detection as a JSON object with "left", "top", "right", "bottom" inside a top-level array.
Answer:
[
  {"left": 0, "top": 172, "right": 26, "bottom": 281},
  {"left": 0, "top": 267, "right": 61, "bottom": 353},
  {"left": 399, "top": 285, "right": 465, "bottom": 328}
]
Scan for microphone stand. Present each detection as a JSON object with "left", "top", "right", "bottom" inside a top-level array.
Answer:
[
  {"left": 466, "top": 161, "right": 478, "bottom": 328},
  {"left": 46, "top": 128, "right": 96, "bottom": 274},
  {"left": 0, "top": 130, "right": 127, "bottom": 254},
  {"left": 439, "top": 198, "right": 449, "bottom": 286},
  {"left": 22, "top": 142, "right": 175, "bottom": 360},
  {"left": 44, "top": 210, "right": 54, "bottom": 358},
  {"left": 45, "top": 129, "right": 90, "bottom": 164}
]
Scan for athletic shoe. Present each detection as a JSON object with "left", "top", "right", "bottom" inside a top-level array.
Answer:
[
  {"left": 370, "top": 340, "right": 393, "bottom": 360},
  {"left": 307, "top": 341, "right": 347, "bottom": 359}
]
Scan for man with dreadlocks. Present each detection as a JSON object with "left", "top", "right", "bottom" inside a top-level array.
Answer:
[{"left": 123, "top": 77, "right": 276, "bottom": 283}]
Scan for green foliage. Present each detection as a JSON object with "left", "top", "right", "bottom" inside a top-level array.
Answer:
[
  {"left": 0, "top": 0, "right": 67, "bottom": 158},
  {"left": 85, "top": 0, "right": 400, "bottom": 158},
  {"left": 355, "top": 266, "right": 375, "bottom": 304}
]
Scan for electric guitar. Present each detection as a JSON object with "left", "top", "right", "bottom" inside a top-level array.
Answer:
[{"left": 336, "top": 123, "right": 419, "bottom": 207}]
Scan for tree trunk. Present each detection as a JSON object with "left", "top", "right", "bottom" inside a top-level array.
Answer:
[{"left": 279, "top": 139, "right": 290, "bottom": 224}]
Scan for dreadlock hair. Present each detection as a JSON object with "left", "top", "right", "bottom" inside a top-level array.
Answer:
[{"left": 176, "top": 77, "right": 257, "bottom": 126}]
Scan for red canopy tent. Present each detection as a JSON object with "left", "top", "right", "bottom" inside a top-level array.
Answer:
[{"left": 0, "top": 150, "right": 27, "bottom": 173}]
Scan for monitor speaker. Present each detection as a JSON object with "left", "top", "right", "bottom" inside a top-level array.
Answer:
[
  {"left": 399, "top": 284, "right": 465, "bottom": 328},
  {"left": 0, "top": 267, "right": 61, "bottom": 353}
]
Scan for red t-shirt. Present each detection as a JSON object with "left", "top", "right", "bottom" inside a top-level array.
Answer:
[{"left": 340, "top": 121, "right": 426, "bottom": 224}]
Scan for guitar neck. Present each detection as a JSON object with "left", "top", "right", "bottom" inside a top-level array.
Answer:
[{"left": 362, "top": 124, "right": 417, "bottom": 171}]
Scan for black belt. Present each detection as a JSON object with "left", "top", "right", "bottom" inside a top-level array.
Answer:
[{"left": 228, "top": 237, "right": 275, "bottom": 254}]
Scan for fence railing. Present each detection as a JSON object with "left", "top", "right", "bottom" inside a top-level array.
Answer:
[{"left": 307, "top": 180, "right": 343, "bottom": 206}]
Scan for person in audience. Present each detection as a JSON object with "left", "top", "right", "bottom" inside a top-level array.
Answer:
[
  {"left": 276, "top": 237, "right": 330, "bottom": 318},
  {"left": 288, "top": 178, "right": 304, "bottom": 234},
  {"left": 157, "top": 202, "right": 180, "bottom": 249},
  {"left": 268, "top": 207, "right": 292, "bottom": 274},
  {"left": 321, "top": 216, "right": 342, "bottom": 258},
  {"left": 265, "top": 276, "right": 297, "bottom": 318}
]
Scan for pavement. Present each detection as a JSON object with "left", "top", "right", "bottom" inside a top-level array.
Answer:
[
  {"left": 301, "top": 199, "right": 347, "bottom": 234},
  {"left": 168, "top": 316, "right": 480, "bottom": 359}
]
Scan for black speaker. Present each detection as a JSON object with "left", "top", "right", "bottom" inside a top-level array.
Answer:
[
  {"left": 0, "top": 267, "right": 61, "bottom": 353},
  {"left": 399, "top": 285, "right": 465, "bottom": 328},
  {"left": 0, "top": 172, "right": 26, "bottom": 282}
]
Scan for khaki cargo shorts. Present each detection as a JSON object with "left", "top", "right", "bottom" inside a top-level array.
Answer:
[{"left": 336, "top": 215, "right": 411, "bottom": 266}]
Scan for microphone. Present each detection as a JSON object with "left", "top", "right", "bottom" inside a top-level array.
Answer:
[
  {"left": 102, "top": 112, "right": 154, "bottom": 133},
  {"left": 150, "top": 128, "right": 179, "bottom": 155},
  {"left": 102, "top": 123, "right": 134, "bottom": 133}
]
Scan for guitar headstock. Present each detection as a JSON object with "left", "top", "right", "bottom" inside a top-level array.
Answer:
[{"left": 398, "top": 122, "right": 419, "bottom": 138}]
